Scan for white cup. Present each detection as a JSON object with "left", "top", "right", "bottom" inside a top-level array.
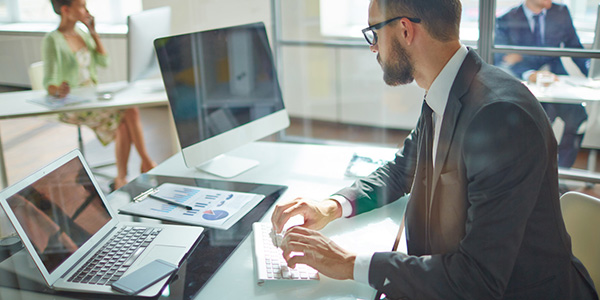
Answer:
[{"left": 536, "top": 72, "right": 555, "bottom": 92}]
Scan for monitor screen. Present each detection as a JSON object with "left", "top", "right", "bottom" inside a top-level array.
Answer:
[
  {"left": 127, "top": 6, "right": 171, "bottom": 83},
  {"left": 6, "top": 157, "right": 111, "bottom": 273},
  {"left": 155, "top": 22, "right": 289, "bottom": 177}
]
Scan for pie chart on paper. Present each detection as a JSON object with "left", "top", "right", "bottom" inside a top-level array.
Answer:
[{"left": 202, "top": 209, "right": 229, "bottom": 221}]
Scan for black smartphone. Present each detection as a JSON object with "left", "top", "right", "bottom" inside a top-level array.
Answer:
[{"left": 111, "top": 259, "right": 177, "bottom": 295}]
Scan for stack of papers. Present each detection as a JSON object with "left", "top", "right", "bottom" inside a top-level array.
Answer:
[
  {"left": 119, "top": 183, "right": 265, "bottom": 230},
  {"left": 28, "top": 94, "right": 90, "bottom": 109}
]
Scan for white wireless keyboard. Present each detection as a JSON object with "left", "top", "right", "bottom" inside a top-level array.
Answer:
[{"left": 252, "top": 222, "right": 319, "bottom": 285}]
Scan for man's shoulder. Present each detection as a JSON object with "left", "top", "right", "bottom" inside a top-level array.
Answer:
[
  {"left": 464, "top": 61, "right": 536, "bottom": 108},
  {"left": 549, "top": 3, "right": 570, "bottom": 11},
  {"left": 547, "top": 3, "right": 572, "bottom": 18},
  {"left": 498, "top": 5, "right": 524, "bottom": 21}
]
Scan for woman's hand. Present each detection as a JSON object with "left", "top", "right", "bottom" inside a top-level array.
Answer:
[
  {"left": 49, "top": 81, "right": 70, "bottom": 98},
  {"left": 81, "top": 11, "right": 97, "bottom": 35}
]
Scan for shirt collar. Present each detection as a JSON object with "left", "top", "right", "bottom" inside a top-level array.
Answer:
[
  {"left": 424, "top": 45, "right": 468, "bottom": 117},
  {"left": 522, "top": 4, "right": 547, "bottom": 21}
]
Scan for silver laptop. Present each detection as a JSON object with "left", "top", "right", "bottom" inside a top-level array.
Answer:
[{"left": 0, "top": 149, "right": 203, "bottom": 296}]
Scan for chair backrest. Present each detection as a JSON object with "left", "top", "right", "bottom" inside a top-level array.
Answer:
[
  {"left": 28, "top": 61, "right": 44, "bottom": 91},
  {"left": 560, "top": 191, "right": 600, "bottom": 288}
]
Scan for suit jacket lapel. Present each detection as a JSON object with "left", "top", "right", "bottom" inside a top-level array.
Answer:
[
  {"left": 516, "top": 5, "right": 534, "bottom": 45},
  {"left": 431, "top": 95, "right": 461, "bottom": 192},
  {"left": 430, "top": 50, "right": 480, "bottom": 199}
]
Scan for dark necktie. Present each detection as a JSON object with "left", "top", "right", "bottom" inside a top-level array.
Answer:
[
  {"left": 423, "top": 100, "right": 434, "bottom": 175},
  {"left": 533, "top": 13, "right": 543, "bottom": 46},
  {"left": 391, "top": 100, "right": 434, "bottom": 252},
  {"left": 380, "top": 100, "right": 433, "bottom": 300}
]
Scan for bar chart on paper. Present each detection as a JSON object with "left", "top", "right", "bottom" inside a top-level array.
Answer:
[{"left": 119, "top": 183, "right": 265, "bottom": 229}]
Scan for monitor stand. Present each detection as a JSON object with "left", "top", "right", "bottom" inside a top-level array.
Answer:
[{"left": 196, "top": 154, "right": 259, "bottom": 178}]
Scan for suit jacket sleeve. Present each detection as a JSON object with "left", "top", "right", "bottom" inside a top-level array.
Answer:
[
  {"left": 493, "top": 13, "right": 538, "bottom": 79},
  {"left": 559, "top": 6, "right": 589, "bottom": 75},
  {"left": 367, "top": 102, "right": 550, "bottom": 300},
  {"left": 493, "top": 15, "right": 511, "bottom": 68},
  {"left": 335, "top": 116, "right": 422, "bottom": 216}
]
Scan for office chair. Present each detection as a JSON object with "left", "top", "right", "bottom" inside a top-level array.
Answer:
[
  {"left": 560, "top": 191, "right": 600, "bottom": 288},
  {"left": 28, "top": 61, "right": 114, "bottom": 178}
]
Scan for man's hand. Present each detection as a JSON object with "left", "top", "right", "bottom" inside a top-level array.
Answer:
[
  {"left": 528, "top": 70, "right": 558, "bottom": 83},
  {"left": 271, "top": 197, "right": 342, "bottom": 234},
  {"left": 503, "top": 53, "right": 523, "bottom": 65},
  {"left": 280, "top": 226, "right": 355, "bottom": 280}
]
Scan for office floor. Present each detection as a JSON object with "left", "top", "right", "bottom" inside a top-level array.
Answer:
[
  {"left": 0, "top": 106, "right": 176, "bottom": 194},
  {"left": 1, "top": 84, "right": 599, "bottom": 197}
]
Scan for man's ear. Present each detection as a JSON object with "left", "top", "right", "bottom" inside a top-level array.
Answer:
[{"left": 398, "top": 18, "right": 416, "bottom": 45}]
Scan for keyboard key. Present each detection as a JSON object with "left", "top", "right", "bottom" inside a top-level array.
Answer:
[
  {"left": 66, "top": 225, "right": 159, "bottom": 286},
  {"left": 253, "top": 222, "right": 318, "bottom": 284}
]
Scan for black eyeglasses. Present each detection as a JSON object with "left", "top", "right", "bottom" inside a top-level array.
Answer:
[{"left": 361, "top": 16, "right": 421, "bottom": 46}]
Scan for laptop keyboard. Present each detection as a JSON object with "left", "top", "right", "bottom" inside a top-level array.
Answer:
[
  {"left": 67, "top": 226, "right": 162, "bottom": 286},
  {"left": 252, "top": 222, "right": 318, "bottom": 285}
]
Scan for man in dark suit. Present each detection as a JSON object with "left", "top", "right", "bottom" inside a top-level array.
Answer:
[
  {"left": 271, "top": 0, "right": 598, "bottom": 299},
  {"left": 495, "top": 0, "right": 590, "bottom": 168}
]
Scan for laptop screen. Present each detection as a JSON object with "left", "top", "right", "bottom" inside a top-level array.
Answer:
[{"left": 6, "top": 157, "right": 111, "bottom": 273}]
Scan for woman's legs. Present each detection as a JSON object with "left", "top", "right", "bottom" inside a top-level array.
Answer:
[
  {"left": 114, "top": 120, "right": 132, "bottom": 190},
  {"left": 112, "top": 108, "right": 157, "bottom": 190},
  {"left": 121, "top": 108, "right": 156, "bottom": 172}
]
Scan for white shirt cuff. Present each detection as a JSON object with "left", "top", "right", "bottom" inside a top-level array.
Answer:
[
  {"left": 353, "top": 252, "right": 374, "bottom": 285},
  {"left": 329, "top": 195, "right": 352, "bottom": 218},
  {"left": 522, "top": 69, "right": 535, "bottom": 81}
]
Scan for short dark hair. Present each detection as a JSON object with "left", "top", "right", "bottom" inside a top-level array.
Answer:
[
  {"left": 377, "top": 0, "right": 461, "bottom": 42},
  {"left": 50, "top": 0, "right": 73, "bottom": 15}
]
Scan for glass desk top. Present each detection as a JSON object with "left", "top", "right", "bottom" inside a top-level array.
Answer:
[{"left": 0, "top": 174, "right": 286, "bottom": 299}]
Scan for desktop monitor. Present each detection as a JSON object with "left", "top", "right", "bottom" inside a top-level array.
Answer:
[
  {"left": 127, "top": 6, "right": 171, "bottom": 83},
  {"left": 154, "top": 22, "right": 290, "bottom": 177}
]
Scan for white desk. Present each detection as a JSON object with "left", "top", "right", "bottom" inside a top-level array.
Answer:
[
  {"left": 525, "top": 77, "right": 600, "bottom": 104},
  {"left": 0, "top": 80, "right": 168, "bottom": 188},
  {"left": 0, "top": 141, "right": 406, "bottom": 300},
  {"left": 150, "top": 141, "right": 404, "bottom": 300}
]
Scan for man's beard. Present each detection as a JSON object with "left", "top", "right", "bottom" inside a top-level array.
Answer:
[{"left": 378, "top": 38, "right": 415, "bottom": 86}]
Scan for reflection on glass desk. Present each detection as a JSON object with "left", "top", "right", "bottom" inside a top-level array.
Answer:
[{"left": 0, "top": 174, "right": 286, "bottom": 300}]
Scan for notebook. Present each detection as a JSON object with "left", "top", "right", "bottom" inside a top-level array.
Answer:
[{"left": 0, "top": 149, "right": 204, "bottom": 296}]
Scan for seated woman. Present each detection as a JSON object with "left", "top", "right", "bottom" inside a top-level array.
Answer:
[{"left": 43, "top": 0, "right": 156, "bottom": 189}]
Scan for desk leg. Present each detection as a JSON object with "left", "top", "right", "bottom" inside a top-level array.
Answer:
[
  {"left": 588, "top": 149, "right": 597, "bottom": 172},
  {"left": 585, "top": 149, "right": 598, "bottom": 188},
  {"left": 0, "top": 122, "right": 7, "bottom": 189}
]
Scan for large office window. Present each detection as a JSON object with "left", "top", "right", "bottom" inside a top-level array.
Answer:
[
  {"left": 491, "top": 0, "right": 600, "bottom": 79},
  {"left": 275, "top": 0, "right": 600, "bottom": 146},
  {"left": 319, "top": 0, "right": 369, "bottom": 39},
  {"left": 318, "top": 0, "right": 480, "bottom": 44},
  {"left": 0, "top": 0, "right": 12, "bottom": 22},
  {"left": 495, "top": 0, "right": 600, "bottom": 45},
  {"left": 0, "top": 0, "right": 141, "bottom": 24}
]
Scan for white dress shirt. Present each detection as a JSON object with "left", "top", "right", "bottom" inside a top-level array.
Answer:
[
  {"left": 332, "top": 45, "right": 469, "bottom": 285},
  {"left": 521, "top": 4, "right": 548, "bottom": 81}
]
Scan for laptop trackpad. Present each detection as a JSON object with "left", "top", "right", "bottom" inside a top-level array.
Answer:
[
  {"left": 130, "top": 245, "right": 186, "bottom": 297},
  {"left": 140, "top": 245, "right": 186, "bottom": 267}
]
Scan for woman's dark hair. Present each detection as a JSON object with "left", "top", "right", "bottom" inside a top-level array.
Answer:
[{"left": 50, "top": 0, "right": 73, "bottom": 15}]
